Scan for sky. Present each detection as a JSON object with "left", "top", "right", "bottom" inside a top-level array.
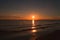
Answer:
[{"left": 0, "top": 0, "right": 60, "bottom": 20}]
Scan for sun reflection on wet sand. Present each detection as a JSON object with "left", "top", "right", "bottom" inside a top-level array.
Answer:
[
  {"left": 32, "top": 30, "right": 37, "bottom": 33},
  {"left": 30, "top": 29, "right": 37, "bottom": 40},
  {"left": 30, "top": 32, "right": 37, "bottom": 40}
]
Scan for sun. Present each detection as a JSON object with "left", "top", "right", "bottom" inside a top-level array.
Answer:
[{"left": 32, "top": 16, "right": 35, "bottom": 19}]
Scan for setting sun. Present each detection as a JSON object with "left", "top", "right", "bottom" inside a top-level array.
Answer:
[{"left": 32, "top": 16, "right": 35, "bottom": 19}]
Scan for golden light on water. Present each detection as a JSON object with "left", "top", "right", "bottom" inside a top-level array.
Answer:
[
  {"left": 30, "top": 16, "right": 37, "bottom": 40},
  {"left": 32, "top": 20, "right": 35, "bottom": 26},
  {"left": 31, "top": 16, "right": 37, "bottom": 33},
  {"left": 32, "top": 16, "right": 35, "bottom": 26}
]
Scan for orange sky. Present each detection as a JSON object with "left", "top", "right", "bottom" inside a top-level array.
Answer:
[
  {"left": 0, "top": 14, "right": 60, "bottom": 20},
  {"left": 0, "top": 10, "right": 60, "bottom": 20}
]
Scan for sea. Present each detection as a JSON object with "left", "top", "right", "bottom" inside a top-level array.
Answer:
[{"left": 0, "top": 20, "right": 60, "bottom": 40}]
